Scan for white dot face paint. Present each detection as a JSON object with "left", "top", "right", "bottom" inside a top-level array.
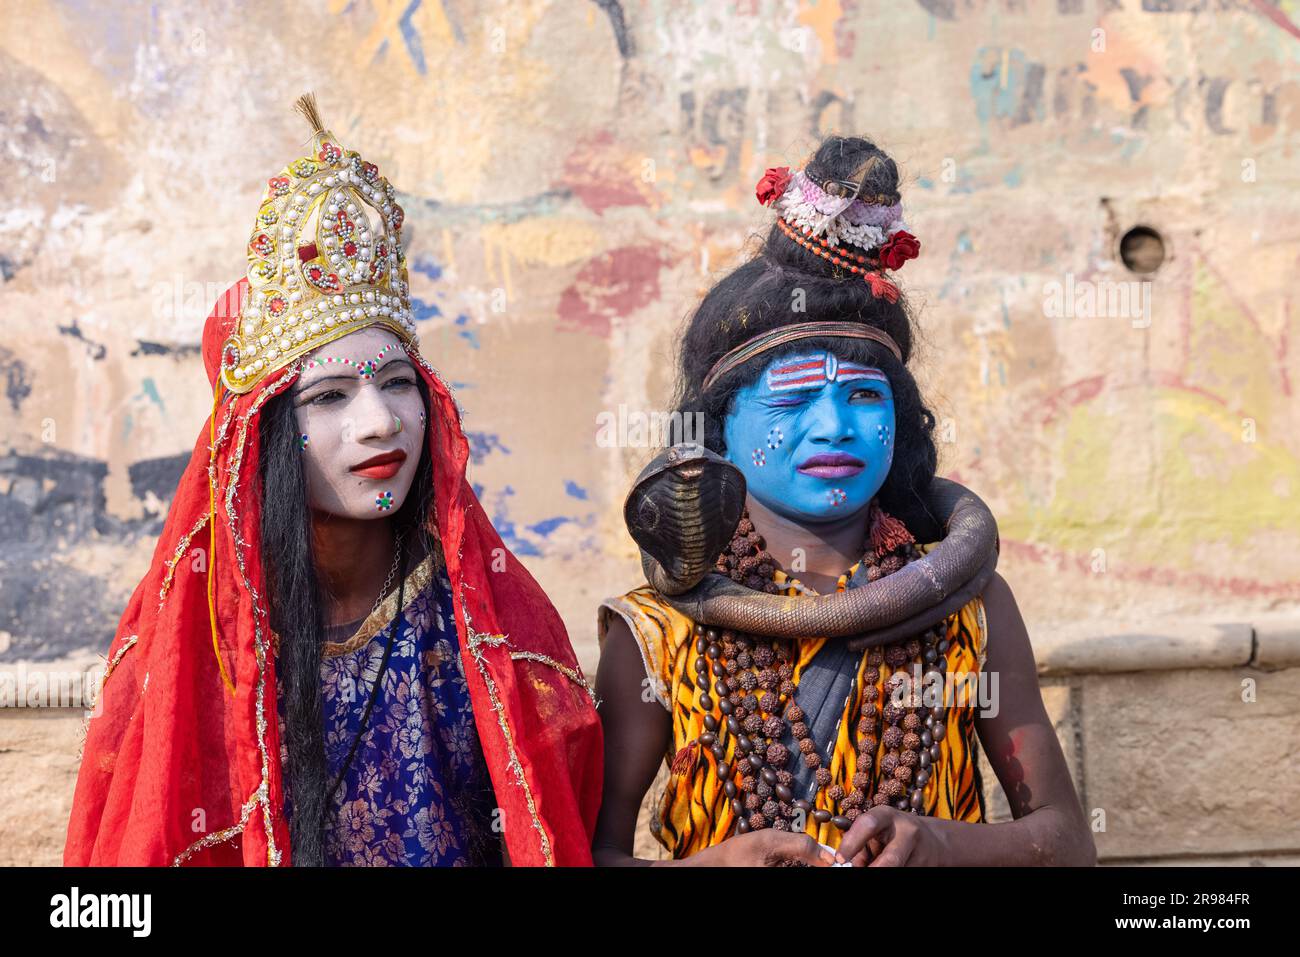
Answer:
[
  {"left": 723, "top": 349, "right": 895, "bottom": 523},
  {"left": 290, "top": 327, "right": 427, "bottom": 520}
]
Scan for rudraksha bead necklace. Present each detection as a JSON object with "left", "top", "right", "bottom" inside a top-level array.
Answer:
[{"left": 678, "top": 503, "right": 952, "bottom": 836}]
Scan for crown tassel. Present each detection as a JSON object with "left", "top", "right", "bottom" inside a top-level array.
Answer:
[{"left": 293, "top": 92, "right": 326, "bottom": 136}]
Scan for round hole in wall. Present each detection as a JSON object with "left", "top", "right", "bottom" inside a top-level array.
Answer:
[{"left": 1119, "top": 225, "right": 1165, "bottom": 274}]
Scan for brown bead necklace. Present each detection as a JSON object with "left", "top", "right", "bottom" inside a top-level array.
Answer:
[{"left": 679, "top": 503, "right": 952, "bottom": 837}]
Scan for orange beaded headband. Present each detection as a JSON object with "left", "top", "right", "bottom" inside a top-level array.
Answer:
[
  {"left": 702, "top": 320, "right": 903, "bottom": 394},
  {"left": 777, "top": 218, "right": 900, "bottom": 303}
]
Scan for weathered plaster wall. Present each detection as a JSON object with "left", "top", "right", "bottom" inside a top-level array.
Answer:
[{"left": 2, "top": 0, "right": 1298, "bottom": 864}]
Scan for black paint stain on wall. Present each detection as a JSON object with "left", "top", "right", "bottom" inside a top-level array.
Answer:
[
  {"left": 0, "top": 347, "right": 32, "bottom": 411},
  {"left": 128, "top": 452, "right": 189, "bottom": 516},
  {"left": 0, "top": 448, "right": 180, "bottom": 662},
  {"left": 56, "top": 318, "right": 107, "bottom": 361},
  {"left": 592, "top": 0, "right": 634, "bottom": 58},
  {"left": 0, "top": 253, "right": 22, "bottom": 282},
  {"left": 131, "top": 340, "right": 202, "bottom": 359}
]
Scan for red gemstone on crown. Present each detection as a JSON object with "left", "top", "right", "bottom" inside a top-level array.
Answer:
[
  {"left": 305, "top": 264, "right": 341, "bottom": 292},
  {"left": 267, "top": 176, "right": 291, "bottom": 197},
  {"left": 249, "top": 234, "right": 274, "bottom": 258},
  {"left": 268, "top": 297, "right": 288, "bottom": 316}
]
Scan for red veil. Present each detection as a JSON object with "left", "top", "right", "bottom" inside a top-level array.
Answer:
[{"left": 65, "top": 280, "right": 603, "bottom": 866}]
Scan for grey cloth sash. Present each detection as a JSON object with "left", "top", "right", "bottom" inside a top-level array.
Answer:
[{"left": 780, "top": 637, "right": 860, "bottom": 804}]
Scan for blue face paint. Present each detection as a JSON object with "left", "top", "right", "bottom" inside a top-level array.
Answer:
[{"left": 722, "top": 350, "right": 895, "bottom": 523}]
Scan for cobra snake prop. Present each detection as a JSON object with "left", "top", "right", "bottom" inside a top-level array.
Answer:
[{"left": 624, "top": 443, "right": 1000, "bottom": 649}]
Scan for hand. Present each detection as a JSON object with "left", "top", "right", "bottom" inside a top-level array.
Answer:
[
  {"left": 692, "top": 829, "right": 837, "bottom": 867},
  {"left": 837, "top": 806, "right": 944, "bottom": 867}
]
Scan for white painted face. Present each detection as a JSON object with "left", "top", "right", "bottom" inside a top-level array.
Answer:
[{"left": 289, "top": 326, "right": 426, "bottom": 519}]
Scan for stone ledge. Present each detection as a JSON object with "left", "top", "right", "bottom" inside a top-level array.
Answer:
[
  {"left": 0, "top": 651, "right": 108, "bottom": 711},
  {"left": 1103, "top": 850, "right": 1300, "bottom": 867},
  {"left": 1253, "top": 617, "right": 1300, "bottom": 669},
  {"left": 1033, "top": 621, "right": 1256, "bottom": 675},
  {"left": 1080, "top": 667, "right": 1300, "bottom": 861}
]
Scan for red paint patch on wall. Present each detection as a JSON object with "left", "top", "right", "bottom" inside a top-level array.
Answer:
[
  {"left": 557, "top": 245, "right": 667, "bottom": 336},
  {"left": 560, "top": 130, "right": 651, "bottom": 215},
  {"left": 1037, "top": 375, "right": 1106, "bottom": 427}
]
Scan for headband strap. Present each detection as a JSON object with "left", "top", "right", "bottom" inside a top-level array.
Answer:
[{"left": 701, "top": 320, "right": 903, "bottom": 394}]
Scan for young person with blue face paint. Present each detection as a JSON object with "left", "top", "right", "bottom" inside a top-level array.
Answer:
[
  {"left": 720, "top": 351, "right": 898, "bottom": 593},
  {"left": 592, "top": 136, "right": 1095, "bottom": 867}
]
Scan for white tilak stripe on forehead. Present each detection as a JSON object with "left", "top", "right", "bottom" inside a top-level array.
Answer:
[
  {"left": 766, "top": 352, "right": 889, "bottom": 392},
  {"left": 835, "top": 366, "right": 889, "bottom": 383}
]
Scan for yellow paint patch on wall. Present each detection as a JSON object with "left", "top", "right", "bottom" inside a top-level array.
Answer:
[
  {"left": 478, "top": 218, "right": 604, "bottom": 269},
  {"left": 1000, "top": 386, "right": 1299, "bottom": 572},
  {"left": 1081, "top": 15, "right": 1175, "bottom": 113},
  {"left": 1188, "top": 265, "right": 1284, "bottom": 435},
  {"left": 797, "top": 0, "right": 845, "bottom": 67}
]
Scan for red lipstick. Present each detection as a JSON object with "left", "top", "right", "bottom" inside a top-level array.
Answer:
[{"left": 351, "top": 449, "right": 407, "bottom": 480}]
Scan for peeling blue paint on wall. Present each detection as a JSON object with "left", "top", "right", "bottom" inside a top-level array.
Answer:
[
  {"left": 465, "top": 431, "right": 511, "bottom": 464},
  {"left": 455, "top": 314, "right": 479, "bottom": 349},
  {"left": 412, "top": 255, "right": 443, "bottom": 281}
]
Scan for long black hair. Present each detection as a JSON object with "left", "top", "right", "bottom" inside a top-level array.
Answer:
[
  {"left": 257, "top": 368, "right": 435, "bottom": 866},
  {"left": 669, "top": 135, "right": 942, "bottom": 541}
]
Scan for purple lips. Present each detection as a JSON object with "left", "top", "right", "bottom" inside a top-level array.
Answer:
[{"left": 796, "top": 452, "right": 865, "bottom": 479}]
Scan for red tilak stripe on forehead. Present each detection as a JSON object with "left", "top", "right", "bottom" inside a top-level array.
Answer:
[
  {"left": 770, "top": 374, "right": 826, "bottom": 388},
  {"left": 771, "top": 360, "right": 824, "bottom": 374}
]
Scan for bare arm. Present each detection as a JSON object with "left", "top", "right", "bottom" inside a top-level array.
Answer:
[
  {"left": 921, "top": 572, "right": 1095, "bottom": 864},
  {"left": 591, "top": 615, "right": 673, "bottom": 866},
  {"left": 839, "top": 572, "right": 1097, "bottom": 866},
  {"left": 591, "top": 616, "right": 834, "bottom": 868}
]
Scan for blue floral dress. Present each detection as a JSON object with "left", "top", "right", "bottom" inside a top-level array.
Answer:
[{"left": 276, "top": 549, "right": 501, "bottom": 866}]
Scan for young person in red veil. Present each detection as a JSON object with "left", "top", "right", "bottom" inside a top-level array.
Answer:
[{"left": 64, "top": 96, "right": 602, "bottom": 867}]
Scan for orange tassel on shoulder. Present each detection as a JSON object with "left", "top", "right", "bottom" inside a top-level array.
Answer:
[
  {"left": 670, "top": 741, "right": 700, "bottom": 777},
  {"left": 868, "top": 501, "right": 915, "bottom": 556}
]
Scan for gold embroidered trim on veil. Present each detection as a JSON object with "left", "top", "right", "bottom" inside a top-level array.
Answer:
[{"left": 321, "top": 553, "right": 434, "bottom": 658}]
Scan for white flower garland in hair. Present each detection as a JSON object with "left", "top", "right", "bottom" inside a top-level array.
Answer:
[{"left": 770, "top": 170, "right": 909, "bottom": 253}]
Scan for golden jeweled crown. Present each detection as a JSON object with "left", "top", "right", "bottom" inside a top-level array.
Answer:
[{"left": 219, "top": 94, "right": 417, "bottom": 394}]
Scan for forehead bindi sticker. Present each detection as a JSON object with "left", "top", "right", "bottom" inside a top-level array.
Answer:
[
  {"left": 303, "top": 342, "right": 402, "bottom": 380},
  {"left": 766, "top": 352, "right": 889, "bottom": 393}
]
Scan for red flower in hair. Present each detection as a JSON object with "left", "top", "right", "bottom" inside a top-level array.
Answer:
[
  {"left": 878, "top": 230, "right": 920, "bottom": 270},
  {"left": 755, "top": 166, "right": 792, "bottom": 206}
]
